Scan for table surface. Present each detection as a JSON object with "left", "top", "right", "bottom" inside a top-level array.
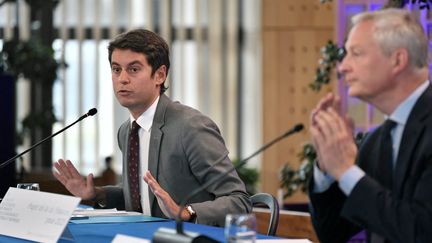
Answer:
[{"left": 0, "top": 219, "right": 277, "bottom": 242}]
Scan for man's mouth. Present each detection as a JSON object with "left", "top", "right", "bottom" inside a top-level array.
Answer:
[
  {"left": 118, "top": 90, "right": 132, "bottom": 95},
  {"left": 344, "top": 78, "right": 355, "bottom": 86}
]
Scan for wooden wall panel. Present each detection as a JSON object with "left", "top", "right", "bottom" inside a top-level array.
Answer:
[
  {"left": 264, "top": 0, "right": 334, "bottom": 28},
  {"left": 254, "top": 208, "right": 319, "bottom": 242},
  {"left": 262, "top": 0, "right": 336, "bottom": 203},
  {"left": 313, "top": 2, "right": 335, "bottom": 27}
]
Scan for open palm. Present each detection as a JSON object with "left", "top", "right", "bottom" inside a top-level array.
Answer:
[{"left": 53, "top": 159, "right": 96, "bottom": 200}]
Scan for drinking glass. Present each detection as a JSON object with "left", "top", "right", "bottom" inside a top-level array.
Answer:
[
  {"left": 225, "top": 214, "right": 256, "bottom": 243},
  {"left": 17, "top": 183, "right": 40, "bottom": 191}
]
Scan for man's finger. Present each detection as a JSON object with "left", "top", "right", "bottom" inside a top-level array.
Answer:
[
  {"left": 143, "top": 171, "right": 154, "bottom": 184},
  {"left": 66, "top": 160, "right": 82, "bottom": 178},
  {"left": 333, "top": 95, "right": 342, "bottom": 114},
  {"left": 56, "top": 160, "right": 73, "bottom": 179},
  {"left": 86, "top": 173, "right": 94, "bottom": 189},
  {"left": 310, "top": 125, "right": 326, "bottom": 149},
  {"left": 313, "top": 111, "right": 335, "bottom": 139},
  {"left": 326, "top": 108, "right": 346, "bottom": 133},
  {"left": 53, "top": 171, "right": 67, "bottom": 185},
  {"left": 144, "top": 171, "right": 161, "bottom": 193}
]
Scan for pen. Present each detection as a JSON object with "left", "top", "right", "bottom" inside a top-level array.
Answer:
[{"left": 70, "top": 215, "right": 89, "bottom": 220}]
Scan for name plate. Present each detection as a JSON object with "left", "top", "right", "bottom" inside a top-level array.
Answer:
[{"left": 0, "top": 187, "right": 80, "bottom": 243}]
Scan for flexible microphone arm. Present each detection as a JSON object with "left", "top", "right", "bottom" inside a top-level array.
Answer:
[
  {"left": 153, "top": 123, "right": 304, "bottom": 243},
  {"left": 0, "top": 108, "right": 98, "bottom": 169}
]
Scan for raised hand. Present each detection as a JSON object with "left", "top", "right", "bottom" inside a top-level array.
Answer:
[
  {"left": 310, "top": 93, "right": 356, "bottom": 174},
  {"left": 310, "top": 107, "right": 358, "bottom": 180},
  {"left": 143, "top": 171, "right": 189, "bottom": 221},
  {"left": 310, "top": 93, "right": 338, "bottom": 172},
  {"left": 53, "top": 159, "right": 96, "bottom": 200},
  {"left": 311, "top": 93, "right": 339, "bottom": 125}
]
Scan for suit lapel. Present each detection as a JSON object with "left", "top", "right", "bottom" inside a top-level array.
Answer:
[
  {"left": 148, "top": 94, "right": 168, "bottom": 208},
  {"left": 393, "top": 85, "right": 431, "bottom": 195},
  {"left": 119, "top": 120, "right": 133, "bottom": 210},
  {"left": 393, "top": 119, "right": 424, "bottom": 194}
]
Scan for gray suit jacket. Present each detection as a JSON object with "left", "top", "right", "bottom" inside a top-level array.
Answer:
[{"left": 102, "top": 94, "right": 251, "bottom": 226}]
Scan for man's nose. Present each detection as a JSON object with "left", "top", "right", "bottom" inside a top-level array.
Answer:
[
  {"left": 118, "top": 69, "right": 129, "bottom": 83},
  {"left": 338, "top": 57, "right": 350, "bottom": 74}
]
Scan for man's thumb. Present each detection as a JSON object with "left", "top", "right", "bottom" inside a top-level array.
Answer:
[{"left": 87, "top": 173, "right": 94, "bottom": 188}]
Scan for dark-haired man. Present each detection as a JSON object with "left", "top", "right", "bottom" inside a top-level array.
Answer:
[{"left": 53, "top": 29, "right": 251, "bottom": 226}]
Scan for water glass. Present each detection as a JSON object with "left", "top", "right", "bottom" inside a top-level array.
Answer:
[
  {"left": 225, "top": 214, "right": 256, "bottom": 243},
  {"left": 17, "top": 183, "right": 40, "bottom": 191}
]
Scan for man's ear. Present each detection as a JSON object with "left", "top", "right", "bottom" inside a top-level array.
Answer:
[
  {"left": 391, "top": 48, "right": 409, "bottom": 74},
  {"left": 154, "top": 65, "right": 167, "bottom": 85}
]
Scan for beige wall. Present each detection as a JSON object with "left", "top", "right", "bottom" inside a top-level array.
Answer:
[{"left": 261, "top": 0, "right": 337, "bottom": 203}]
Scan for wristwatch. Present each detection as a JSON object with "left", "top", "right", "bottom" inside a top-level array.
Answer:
[{"left": 185, "top": 204, "right": 197, "bottom": 222}]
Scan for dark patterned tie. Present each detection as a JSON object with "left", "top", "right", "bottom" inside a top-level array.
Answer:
[
  {"left": 128, "top": 121, "right": 142, "bottom": 212},
  {"left": 379, "top": 119, "right": 396, "bottom": 189}
]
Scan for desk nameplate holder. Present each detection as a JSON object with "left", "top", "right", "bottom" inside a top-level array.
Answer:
[{"left": 0, "top": 187, "right": 80, "bottom": 243}]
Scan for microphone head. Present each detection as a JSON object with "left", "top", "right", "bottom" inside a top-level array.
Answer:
[
  {"left": 88, "top": 108, "right": 97, "bottom": 116},
  {"left": 293, "top": 123, "right": 304, "bottom": 132}
]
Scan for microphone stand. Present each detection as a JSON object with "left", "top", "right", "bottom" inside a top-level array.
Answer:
[
  {"left": 153, "top": 123, "right": 304, "bottom": 243},
  {"left": 0, "top": 108, "right": 98, "bottom": 169}
]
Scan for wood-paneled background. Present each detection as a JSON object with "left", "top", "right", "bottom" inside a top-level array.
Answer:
[{"left": 261, "top": 0, "right": 337, "bottom": 203}]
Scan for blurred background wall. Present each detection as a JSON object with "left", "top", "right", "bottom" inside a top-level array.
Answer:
[{"left": 1, "top": 0, "right": 431, "bottom": 206}]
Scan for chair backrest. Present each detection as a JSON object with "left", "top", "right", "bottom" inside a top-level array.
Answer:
[{"left": 251, "top": 193, "right": 280, "bottom": 236}]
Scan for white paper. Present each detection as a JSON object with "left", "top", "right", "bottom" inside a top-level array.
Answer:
[
  {"left": 112, "top": 234, "right": 150, "bottom": 243},
  {"left": 257, "top": 239, "right": 312, "bottom": 243},
  {"left": 73, "top": 208, "right": 142, "bottom": 217},
  {"left": 0, "top": 187, "right": 80, "bottom": 243}
]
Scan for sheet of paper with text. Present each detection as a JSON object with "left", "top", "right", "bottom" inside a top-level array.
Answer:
[{"left": 0, "top": 187, "right": 80, "bottom": 243}]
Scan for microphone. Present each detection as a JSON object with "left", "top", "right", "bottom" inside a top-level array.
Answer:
[
  {"left": 153, "top": 123, "right": 304, "bottom": 243},
  {"left": 0, "top": 108, "right": 98, "bottom": 169}
]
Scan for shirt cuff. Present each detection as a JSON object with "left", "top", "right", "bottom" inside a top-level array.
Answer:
[
  {"left": 338, "top": 165, "right": 365, "bottom": 196},
  {"left": 313, "top": 163, "right": 335, "bottom": 193}
]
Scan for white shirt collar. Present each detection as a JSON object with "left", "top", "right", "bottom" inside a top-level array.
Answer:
[
  {"left": 130, "top": 96, "right": 160, "bottom": 132},
  {"left": 388, "top": 80, "right": 430, "bottom": 125}
]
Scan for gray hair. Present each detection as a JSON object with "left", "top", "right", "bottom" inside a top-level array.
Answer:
[{"left": 352, "top": 8, "right": 428, "bottom": 68}]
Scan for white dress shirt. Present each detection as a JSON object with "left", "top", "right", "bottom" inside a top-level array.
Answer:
[{"left": 130, "top": 96, "right": 159, "bottom": 216}]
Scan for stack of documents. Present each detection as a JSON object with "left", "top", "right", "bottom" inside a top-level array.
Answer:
[
  {"left": 70, "top": 208, "right": 167, "bottom": 224},
  {"left": 72, "top": 208, "right": 142, "bottom": 217}
]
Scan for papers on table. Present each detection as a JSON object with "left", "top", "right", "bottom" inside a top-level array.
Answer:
[
  {"left": 257, "top": 240, "right": 312, "bottom": 243},
  {"left": 70, "top": 208, "right": 168, "bottom": 224},
  {"left": 112, "top": 234, "right": 150, "bottom": 243},
  {"left": 72, "top": 208, "right": 142, "bottom": 217},
  {"left": 70, "top": 215, "right": 168, "bottom": 224}
]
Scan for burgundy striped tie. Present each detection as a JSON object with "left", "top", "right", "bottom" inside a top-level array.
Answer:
[{"left": 128, "top": 121, "right": 142, "bottom": 212}]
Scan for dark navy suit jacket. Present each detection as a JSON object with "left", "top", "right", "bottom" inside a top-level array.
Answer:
[{"left": 309, "top": 85, "right": 432, "bottom": 242}]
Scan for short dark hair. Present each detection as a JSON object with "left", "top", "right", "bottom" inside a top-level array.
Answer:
[{"left": 108, "top": 29, "right": 170, "bottom": 94}]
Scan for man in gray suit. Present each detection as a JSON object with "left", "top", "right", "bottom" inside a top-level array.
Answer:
[{"left": 53, "top": 29, "right": 251, "bottom": 226}]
